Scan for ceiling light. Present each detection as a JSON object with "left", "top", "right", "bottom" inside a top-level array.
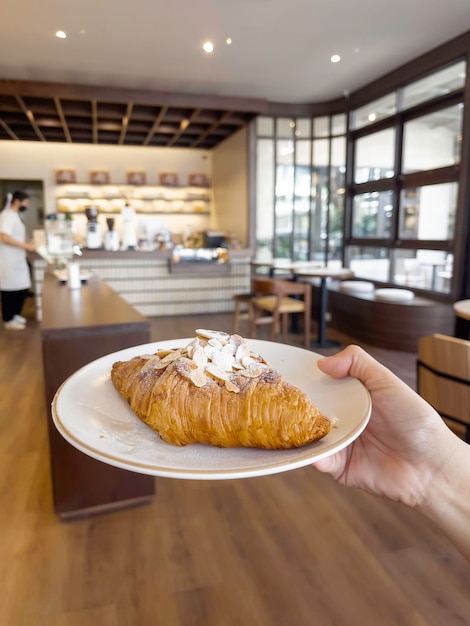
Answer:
[
  {"left": 289, "top": 121, "right": 296, "bottom": 128},
  {"left": 180, "top": 119, "right": 189, "bottom": 130},
  {"left": 295, "top": 130, "right": 301, "bottom": 137},
  {"left": 368, "top": 113, "right": 377, "bottom": 122},
  {"left": 226, "top": 38, "right": 232, "bottom": 45},
  {"left": 330, "top": 54, "right": 341, "bottom": 63},
  {"left": 56, "top": 30, "right": 67, "bottom": 39},
  {"left": 203, "top": 41, "right": 214, "bottom": 53}
]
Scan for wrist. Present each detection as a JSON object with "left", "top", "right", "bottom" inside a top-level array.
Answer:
[{"left": 417, "top": 433, "right": 470, "bottom": 559}]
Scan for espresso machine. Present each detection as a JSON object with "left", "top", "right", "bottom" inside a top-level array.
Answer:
[
  {"left": 84, "top": 206, "right": 102, "bottom": 249},
  {"left": 104, "top": 217, "right": 120, "bottom": 251}
]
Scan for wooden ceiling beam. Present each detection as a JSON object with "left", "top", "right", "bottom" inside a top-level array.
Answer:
[
  {"left": 167, "top": 108, "right": 201, "bottom": 147},
  {"left": 143, "top": 106, "right": 168, "bottom": 146},
  {"left": 54, "top": 97, "right": 72, "bottom": 143},
  {"left": 0, "top": 117, "right": 19, "bottom": 140},
  {"left": 0, "top": 79, "right": 268, "bottom": 114},
  {"left": 118, "top": 102, "right": 133, "bottom": 145},
  {"left": 191, "top": 110, "right": 233, "bottom": 148},
  {"left": 91, "top": 99, "right": 98, "bottom": 144},
  {"left": 15, "top": 95, "right": 46, "bottom": 141}
]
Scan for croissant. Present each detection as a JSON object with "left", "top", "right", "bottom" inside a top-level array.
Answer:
[{"left": 111, "top": 329, "right": 330, "bottom": 449}]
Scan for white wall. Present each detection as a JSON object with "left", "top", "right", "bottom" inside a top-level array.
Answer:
[{"left": 212, "top": 127, "right": 249, "bottom": 246}]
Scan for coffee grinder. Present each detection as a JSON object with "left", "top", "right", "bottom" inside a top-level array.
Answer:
[
  {"left": 84, "top": 206, "right": 102, "bottom": 249},
  {"left": 104, "top": 217, "right": 120, "bottom": 251}
]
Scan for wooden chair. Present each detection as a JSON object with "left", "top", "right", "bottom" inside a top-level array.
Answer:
[
  {"left": 417, "top": 333, "right": 470, "bottom": 442},
  {"left": 249, "top": 277, "right": 311, "bottom": 350},
  {"left": 232, "top": 292, "right": 254, "bottom": 333}
]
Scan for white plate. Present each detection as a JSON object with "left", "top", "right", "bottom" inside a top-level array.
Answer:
[{"left": 52, "top": 339, "right": 371, "bottom": 480}]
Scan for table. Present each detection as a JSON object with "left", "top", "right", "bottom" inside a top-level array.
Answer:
[
  {"left": 453, "top": 299, "right": 470, "bottom": 339},
  {"left": 294, "top": 267, "right": 354, "bottom": 348},
  {"left": 251, "top": 258, "right": 323, "bottom": 278},
  {"left": 418, "top": 259, "right": 447, "bottom": 290},
  {"left": 41, "top": 272, "right": 155, "bottom": 520}
]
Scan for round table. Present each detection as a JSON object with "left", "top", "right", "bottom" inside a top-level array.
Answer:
[
  {"left": 453, "top": 299, "right": 470, "bottom": 338},
  {"left": 294, "top": 267, "right": 354, "bottom": 348}
]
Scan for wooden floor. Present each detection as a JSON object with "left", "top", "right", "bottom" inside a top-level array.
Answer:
[{"left": 2, "top": 301, "right": 469, "bottom": 626}]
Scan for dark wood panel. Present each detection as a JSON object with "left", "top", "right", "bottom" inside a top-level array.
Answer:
[
  {"left": 326, "top": 285, "right": 454, "bottom": 352},
  {"left": 41, "top": 273, "right": 154, "bottom": 519}
]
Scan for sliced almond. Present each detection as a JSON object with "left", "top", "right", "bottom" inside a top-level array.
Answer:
[
  {"left": 156, "top": 349, "right": 176, "bottom": 358},
  {"left": 192, "top": 345, "right": 208, "bottom": 369},
  {"left": 160, "top": 349, "right": 182, "bottom": 365},
  {"left": 225, "top": 379, "right": 240, "bottom": 393},
  {"left": 206, "top": 363, "right": 230, "bottom": 382},
  {"left": 190, "top": 367, "right": 208, "bottom": 387},
  {"left": 196, "top": 329, "right": 230, "bottom": 343},
  {"left": 239, "top": 365, "right": 264, "bottom": 378}
]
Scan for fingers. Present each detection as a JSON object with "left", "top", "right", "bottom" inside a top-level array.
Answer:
[
  {"left": 313, "top": 453, "right": 346, "bottom": 479},
  {"left": 317, "top": 345, "right": 401, "bottom": 391}
]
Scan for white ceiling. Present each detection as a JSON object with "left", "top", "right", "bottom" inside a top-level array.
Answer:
[{"left": 1, "top": 0, "right": 470, "bottom": 103}]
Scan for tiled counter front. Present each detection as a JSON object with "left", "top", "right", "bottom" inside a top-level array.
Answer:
[{"left": 32, "top": 251, "right": 251, "bottom": 320}]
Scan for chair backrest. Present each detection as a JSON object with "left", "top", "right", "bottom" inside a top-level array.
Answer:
[
  {"left": 417, "top": 333, "right": 470, "bottom": 427},
  {"left": 251, "top": 277, "right": 310, "bottom": 299}
]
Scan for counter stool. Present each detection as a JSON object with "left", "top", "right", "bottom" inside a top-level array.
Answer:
[{"left": 232, "top": 293, "right": 254, "bottom": 333}]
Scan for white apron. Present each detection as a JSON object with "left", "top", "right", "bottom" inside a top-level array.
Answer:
[{"left": 0, "top": 208, "right": 31, "bottom": 291}]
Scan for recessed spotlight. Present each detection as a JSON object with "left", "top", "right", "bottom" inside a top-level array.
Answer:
[
  {"left": 226, "top": 38, "right": 232, "bottom": 45},
  {"left": 56, "top": 30, "right": 67, "bottom": 39},
  {"left": 79, "top": 29, "right": 86, "bottom": 35},
  {"left": 368, "top": 113, "right": 377, "bottom": 122},
  {"left": 330, "top": 54, "right": 341, "bottom": 63},
  {"left": 294, "top": 130, "right": 301, "bottom": 137},
  {"left": 203, "top": 41, "right": 214, "bottom": 53},
  {"left": 354, "top": 47, "right": 360, "bottom": 53},
  {"left": 289, "top": 120, "right": 296, "bottom": 128}
]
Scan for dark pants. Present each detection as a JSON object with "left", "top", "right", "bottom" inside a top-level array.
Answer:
[{"left": 1, "top": 289, "right": 29, "bottom": 322}]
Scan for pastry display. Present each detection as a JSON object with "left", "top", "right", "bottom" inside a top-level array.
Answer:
[{"left": 111, "top": 329, "right": 330, "bottom": 449}]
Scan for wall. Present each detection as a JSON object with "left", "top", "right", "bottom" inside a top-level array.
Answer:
[
  {"left": 212, "top": 127, "right": 249, "bottom": 247},
  {"left": 0, "top": 140, "right": 213, "bottom": 239}
]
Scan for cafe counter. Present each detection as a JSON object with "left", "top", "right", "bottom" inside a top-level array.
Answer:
[
  {"left": 32, "top": 248, "right": 252, "bottom": 320},
  {"left": 41, "top": 272, "right": 155, "bottom": 520}
]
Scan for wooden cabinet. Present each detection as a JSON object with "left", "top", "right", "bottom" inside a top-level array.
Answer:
[{"left": 41, "top": 273, "right": 155, "bottom": 520}]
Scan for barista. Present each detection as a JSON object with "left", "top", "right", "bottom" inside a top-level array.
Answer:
[{"left": 0, "top": 191, "right": 36, "bottom": 330}]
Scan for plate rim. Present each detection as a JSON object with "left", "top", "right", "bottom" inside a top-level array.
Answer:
[{"left": 51, "top": 338, "right": 372, "bottom": 480}]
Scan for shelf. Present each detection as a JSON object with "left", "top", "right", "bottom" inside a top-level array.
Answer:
[{"left": 57, "top": 209, "right": 210, "bottom": 216}]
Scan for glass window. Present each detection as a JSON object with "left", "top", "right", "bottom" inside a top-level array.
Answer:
[
  {"left": 402, "top": 104, "right": 463, "bottom": 173},
  {"left": 295, "top": 143, "right": 311, "bottom": 198},
  {"left": 352, "top": 93, "right": 397, "bottom": 130},
  {"left": 332, "top": 114, "right": 347, "bottom": 136},
  {"left": 393, "top": 249, "right": 451, "bottom": 292},
  {"left": 313, "top": 117, "right": 329, "bottom": 137},
  {"left": 256, "top": 116, "right": 274, "bottom": 136},
  {"left": 256, "top": 139, "right": 275, "bottom": 253},
  {"left": 276, "top": 118, "right": 294, "bottom": 138},
  {"left": 402, "top": 61, "right": 466, "bottom": 110},
  {"left": 347, "top": 246, "right": 390, "bottom": 282},
  {"left": 399, "top": 182, "right": 457, "bottom": 240},
  {"left": 275, "top": 139, "right": 294, "bottom": 258},
  {"left": 354, "top": 128, "right": 396, "bottom": 183},
  {"left": 352, "top": 191, "right": 393, "bottom": 238},
  {"left": 295, "top": 118, "right": 311, "bottom": 138}
]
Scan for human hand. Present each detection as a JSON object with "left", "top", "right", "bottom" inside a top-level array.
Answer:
[
  {"left": 313, "top": 345, "right": 460, "bottom": 509},
  {"left": 25, "top": 241, "right": 36, "bottom": 253}
]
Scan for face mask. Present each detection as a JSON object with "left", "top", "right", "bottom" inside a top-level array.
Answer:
[{"left": 19, "top": 205, "right": 28, "bottom": 212}]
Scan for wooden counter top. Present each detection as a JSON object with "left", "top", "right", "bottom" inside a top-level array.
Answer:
[{"left": 41, "top": 272, "right": 148, "bottom": 335}]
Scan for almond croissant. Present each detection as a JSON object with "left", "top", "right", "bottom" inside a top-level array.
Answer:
[{"left": 111, "top": 330, "right": 330, "bottom": 449}]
